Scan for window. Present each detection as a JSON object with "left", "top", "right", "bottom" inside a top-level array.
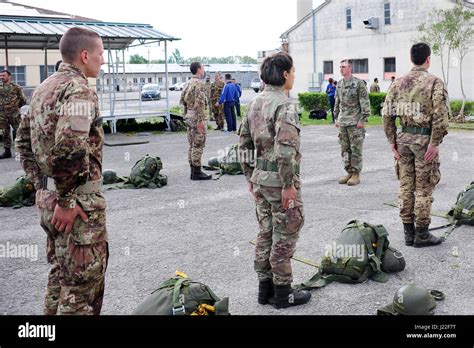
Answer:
[
  {"left": 172, "top": 77, "right": 177, "bottom": 84},
  {"left": 0, "top": 66, "right": 26, "bottom": 86},
  {"left": 39, "top": 65, "right": 55, "bottom": 82},
  {"left": 384, "top": 3, "right": 391, "bottom": 25},
  {"left": 346, "top": 8, "right": 352, "bottom": 29},
  {"left": 182, "top": 77, "right": 187, "bottom": 82},
  {"left": 133, "top": 78, "right": 138, "bottom": 84},
  {"left": 158, "top": 77, "right": 163, "bottom": 83},
  {"left": 140, "top": 77, "right": 145, "bottom": 84},
  {"left": 148, "top": 77, "right": 152, "bottom": 83},
  {"left": 352, "top": 59, "right": 369, "bottom": 74},
  {"left": 323, "top": 61, "right": 333, "bottom": 75},
  {"left": 384, "top": 57, "right": 396, "bottom": 72}
]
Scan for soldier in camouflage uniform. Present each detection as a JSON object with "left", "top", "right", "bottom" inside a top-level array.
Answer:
[
  {"left": 334, "top": 58, "right": 371, "bottom": 186},
  {"left": 382, "top": 43, "right": 449, "bottom": 248},
  {"left": 16, "top": 27, "right": 108, "bottom": 315},
  {"left": 180, "top": 62, "right": 212, "bottom": 181},
  {"left": 204, "top": 75, "right": 212, "bottom": 120},
  {"left": 239, "top": 52, "right": 311, "bottom": 309},
  {"left": 0, "top": 69, "right": 27, "bottom": 159},
  {"left": 210, "top": 72, "right": 225, "bottom": 131}
]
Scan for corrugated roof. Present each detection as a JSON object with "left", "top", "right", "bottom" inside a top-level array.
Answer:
[{"left": 0, "top": 15, "right": 179, "bottom": 50}]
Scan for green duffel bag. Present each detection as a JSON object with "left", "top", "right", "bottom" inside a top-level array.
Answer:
[
  {"left": 296, "top": 220, "right": 405, "bottom": 290},
  {"left": 206, "top": 144, "right": 243, "bottom": 176},
  {"left": 0, "top": 175, "right": 36, "bottom": 209},
  {"left": 447, "top": 181, "right": 474, "bottom": 226},
  {"left": 122, "top": 154, "right": 167, "bottom": 189},
  {"left": 134, "top": 271, "right": 229, "bottom": 316}
]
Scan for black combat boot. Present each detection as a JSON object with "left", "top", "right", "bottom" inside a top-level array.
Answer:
[
  {"left": 272, "top": 284, "right": 311, "bottom": 309},
  {"left": 413, "top": 225, "right": 442, "bottom": 248},
  {"left": 403, "top": 223, "right": 415, "bottom": 246},
  {"left": 0, "top": 148, "right": 12, "bottom": 159},
  {"left": 191, "top": 166, "right": 212, "bottom": 181},
  {"left": 190, "top": 164, "right": 193, "bottom": 180},
  {"left": 258, "top": 280, "right": 274, "bottom": 305}
]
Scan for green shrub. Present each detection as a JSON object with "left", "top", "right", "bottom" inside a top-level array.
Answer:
[
  {"left": 450, "top": 100, "right": 474, "bottom": 116},
  {"left": 369, "top": 93, "right": 387, "bottom": 116},
  {"left": 298, "top": 92, "right": 330, "bottom": 112}
]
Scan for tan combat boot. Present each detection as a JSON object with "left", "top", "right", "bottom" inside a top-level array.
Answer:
[
  {"left": 338, "top": 173, "right": 352, "bottom": 185},
  {"left": 347, "top": 172, "right": 360, "bottom": 186}
]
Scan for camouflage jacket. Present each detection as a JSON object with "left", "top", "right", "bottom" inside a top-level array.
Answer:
[
  {"left": 239, "top": 85, "right": 301, "bottom": 189},
  {"left": 0, "top": 81, "right": 27, "bottom": 117},
  {"left": 334, "top": 76, "right": 371, "bottom": 126},
  {"left": 205, "top": 81, "right": 211, "bottom": 99},
  {"left": 210, "top": 80, "right": 225, "bottom": 103},
  {"left": 370, "top": 83, "right": 380, "bottom": 93},
  {"left": 16, "top": 62, "right": 105, "bottom": 211},
  {"left": 382, "top": 67, "right": 449, "bottom": 147},
  {"left": 180, "top": 76, "right": 208, "bottom": 125}
]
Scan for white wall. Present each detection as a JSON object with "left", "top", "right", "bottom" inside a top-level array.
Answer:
[{"left": 286, "top": 0, "right": 473, "bottom": 101}]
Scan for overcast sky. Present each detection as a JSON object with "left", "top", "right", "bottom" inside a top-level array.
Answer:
[{"left": 14, "top": 0, "right": 324, "bottom": 61}]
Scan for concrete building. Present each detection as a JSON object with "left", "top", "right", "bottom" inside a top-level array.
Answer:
[
  {"left": 281, "top": 0, "right": 474, "bottom": 100},
  {"left": 100, "top": 64, "right": 259, "bottom": 91}
]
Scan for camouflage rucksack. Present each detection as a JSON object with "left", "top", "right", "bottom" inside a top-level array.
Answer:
[
  {"left": 133, "top": 271, "right": 229, "bottom": 316},
  {"left": 0, "top": 175, "right": 36, "bottom": 209},
  {"left": 439, "top": 182, "right": 474, "bottom": 241},
  {"left": 122, "top": 155, "right": 168, "bottom": 189},
  {"left": 206, "top": 144, "right": 243, "bottom": 176},
  {"left": 296, "top": 221, "right": 405, "bottom": 290}
]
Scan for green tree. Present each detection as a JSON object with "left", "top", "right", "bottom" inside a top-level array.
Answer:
[
  {"left": 171, "top": 49, "right": 185, "bottom": 64},
  {"left": 445, "top": 2, "right": 474, "bottom": 118},
  {"left": 128, "top": 54, "right": 148, "bottom": 64}
]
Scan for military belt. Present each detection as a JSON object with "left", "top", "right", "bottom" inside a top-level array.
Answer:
[
  {"left": 256, "top": 159, "right": 300, "bottom": 175},
  {"left": 42, "top": 176, "right": 103, "bottom": 195},
  {"left": 401, "top": 126, "right": 431, "bottom": 136}
]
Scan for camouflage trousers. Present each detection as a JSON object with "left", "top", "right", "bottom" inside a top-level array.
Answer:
[
  {"left": 212, "top": 104, "right": 225, "bottom": 129},
  {"left": 339, "top": 126, "right": 365, "bottom": 174},
  {"left": 397, "top": 141, "right": 441, "bottom": 227},
  {"left": 40, "top": 207, "right": 109, "bottom": 315},
  {"left": 187, "top": 123, "right": 207, "bottom": 167},
  {"left": 253, "top": 184, "right": 304, "bottom": 286},
  {"left": 0, "top": 112, "right": 20, "bottom": 150}
]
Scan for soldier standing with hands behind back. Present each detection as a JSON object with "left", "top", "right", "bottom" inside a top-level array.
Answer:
[
  {"left": 0, "top": 69, "right": 26, "bottom": 159},
  {"left": 16, "top": 27, "right": 109, "bottom": 315},
  {"left": 334, "top": 58, "right": 371, "bottom": 186},
  {"left": 382, "top": 43, "right": 449, "bottom": 248}
]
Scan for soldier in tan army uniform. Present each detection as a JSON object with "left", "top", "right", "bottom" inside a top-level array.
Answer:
[
  {"left": 16, "top": 27, "right": 108, "bottom": 314},
  {"left": 180, "top": 62, "right": 212, "bottom": 180},
  {"left": 334, "top": 58, "right": 371, "bottom": 186},
  {"left": 0, "top": 69, "right": 27, "bottom": 159},
  {"left": 210, "top": 72, "right": 225, "bottom": 131},
  {"left": 239, "top": 52, "right": 311, "bottom": 309},
  {"left": 382, "top": 43, "right": 449, "bottom": 248}
]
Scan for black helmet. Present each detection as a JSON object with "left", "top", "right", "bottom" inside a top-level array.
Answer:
[{"left": 103, "top": 169, "right": 118, "bottom": 185}]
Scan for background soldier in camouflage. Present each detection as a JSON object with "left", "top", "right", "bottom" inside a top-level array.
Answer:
[
  {"left": 382, "top": 43, "right": 449, "bottom": 248},
  {"left": 334, "top": 58, "right": 371, "bottom": 186},
  {"left": 204, "top": 75, "right": 212, "bottom": 120},
  {"left": 239, "top": 52, "right": 311, "bottom": 309},
  {"left": 210, "top": 72, "right": 225, "bottom": 131},
  {"left": 16, "top": 27, "right": 108, "bottom": 315},
  {"left": 0, "top": 69, "right": 26, "bottom": 159},
  {"left": 180, "top": 62, "right": 212, "bottom": 180}
]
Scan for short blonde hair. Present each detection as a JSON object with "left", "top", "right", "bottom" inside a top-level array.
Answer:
[{"left": 340, "top": 58, "right": 352, "bottom": 65}]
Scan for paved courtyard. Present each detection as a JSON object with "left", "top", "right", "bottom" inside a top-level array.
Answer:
[{"left": 1, "top": 124, "right": 473, "bottom": 315}]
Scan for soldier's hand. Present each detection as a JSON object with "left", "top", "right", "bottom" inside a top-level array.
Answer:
[
  {"left": 356, "top": 121, "right": 365, "bottom": 129},
  {"left": 391, "top": 143, "right": 401, "bottom": 160},
  {"left": 35, "top": 190, "right": 41, "bottom": 210},
  {"left": 424, "top": 144, "right": 439, "bottom": 162},
  {"left": 215, "top": 102, "right": 219, "bottom": 108},
  {"left": 281, "top": 186, "right": 297, "bottom": 210},
  {"left": 197, "top": 121, "right": 206, "bottom": 133},
  {"left": 248, "top": 182, "right": 256, "bottom": 200},
  {"left": 51, "top": 204, "right": 89, "bottom": 234},
  {"left": 335, "top": 121, "right": 340, "bottom": 128}
]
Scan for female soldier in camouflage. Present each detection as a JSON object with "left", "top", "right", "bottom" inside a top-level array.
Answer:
[{"left": 239, "top": 52, "right": 311, "bottom": 309}]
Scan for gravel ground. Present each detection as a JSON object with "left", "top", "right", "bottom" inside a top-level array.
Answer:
[{"left": 0, "top": 124, "right": 473, "bottom": 315}]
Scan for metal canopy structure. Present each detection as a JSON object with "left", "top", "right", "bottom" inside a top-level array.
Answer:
[{"left": 0, "top": 15, "right": 180, "bottom": 132}]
